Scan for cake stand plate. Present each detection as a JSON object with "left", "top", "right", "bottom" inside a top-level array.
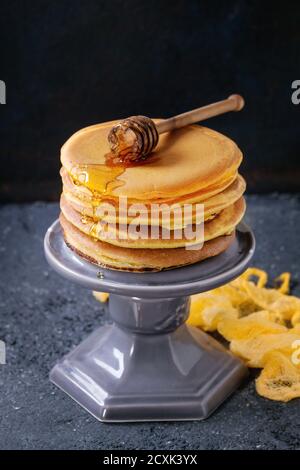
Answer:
[{"left": 44, "top": 220, "right": 255, "bottom": 422}]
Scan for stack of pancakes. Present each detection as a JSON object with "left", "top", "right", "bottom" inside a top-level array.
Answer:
[{"left": 60, "top": 121, "right": 246, "bottom": 271}]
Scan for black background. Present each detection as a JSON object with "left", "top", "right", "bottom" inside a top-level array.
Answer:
[{"left": 0, "top": 0, "right": 299, "bottom": 202}]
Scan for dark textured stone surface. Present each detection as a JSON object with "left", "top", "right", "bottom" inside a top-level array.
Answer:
[{"left": 0, "top": 195, "right": 299, "bottom": 450}]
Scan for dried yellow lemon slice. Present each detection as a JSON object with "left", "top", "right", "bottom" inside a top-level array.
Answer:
[
  {"left": 256, "top": 351, "right": 300, "bottom": 402},
  {"left": 275, "top": 272, "right": 291, "bottom": 294},
  {"left": 210, "top": 284, "right": 256, "bottom": 316},
  {"left": 291, "top": 311, "right": 300, "bottom": 327},
  {"left": 230, "top": 331, "right": 300, "bottom": 368},
  {"left": 217, "top": 311, "right": 287, "bottom": 341},
  {"left": 243, "top": 281, "right": 300, "bottom": 321},
  {"left": 210, "top": 284, "right": 248, "bottom": 305},
  {"left": 291, "top": 324, "right": 300, "bottom": 334},
  {"left": 240, "top": 267, "right": 268, "bottom": 288},
  {"left": 188, "top": 293, "right": 238, "bottom": 331},
  {"left": 267, "top": 310, "right": 286, "bottom": 325},
  {"left": 93, "top": 291, "right": 109, "bottom": 303}
]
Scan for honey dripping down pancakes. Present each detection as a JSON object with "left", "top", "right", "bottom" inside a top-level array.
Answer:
[{"left": 60, "top": 120, "right": 246, "bottom": 271}]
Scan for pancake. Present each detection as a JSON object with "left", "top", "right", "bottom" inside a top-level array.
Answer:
[
  {"left": 60, "top": 166, "right": 238, "bottom": 206},
  {"left": 60, "top": 193, "right": 245, "bottom": 249},
  {"left": 60, "top": 213, "right": 236, "bottom": 272},
  {"left": 62, "top": 172, "right": 246, "bottom": 228},
  {"left": 61, "top": 121, "right": 242, "bottom": 199}
]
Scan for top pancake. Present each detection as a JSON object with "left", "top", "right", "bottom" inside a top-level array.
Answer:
[{"left": 61, "top": 120, "right": 242, "bottom": 200}]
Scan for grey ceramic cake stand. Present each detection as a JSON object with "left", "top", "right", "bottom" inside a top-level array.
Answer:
[{"left": 44, "top": 220, "right": 255, "bottom": 422}]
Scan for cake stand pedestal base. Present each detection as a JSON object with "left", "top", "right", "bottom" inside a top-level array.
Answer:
[
  {"left": 50, "top": 295, "right": 246, "bottom": 422},
  {"left": 45, "top": 220, "right": 255, "bottom": 422}
]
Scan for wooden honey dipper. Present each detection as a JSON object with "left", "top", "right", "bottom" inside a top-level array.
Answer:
[{"left": 108, "top": 94, "right": 245, "bottom": 164}]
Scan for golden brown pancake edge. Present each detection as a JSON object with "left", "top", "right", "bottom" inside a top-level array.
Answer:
[
  {"left": 60, "top": 193, "right": 245, "bottom": 249},
  {"left": 60, "top": 213, "right": 236, "bottom": 272}
]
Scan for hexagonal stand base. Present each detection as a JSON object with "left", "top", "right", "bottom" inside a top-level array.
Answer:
[
  {"left": 46, "top": 220, "right": 254, "bottom": 422},
  {"left": 50, "top": 323, "right": 247, "bottom": 422}
]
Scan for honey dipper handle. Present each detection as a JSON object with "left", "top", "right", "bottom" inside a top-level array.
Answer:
[{"left": 156, "top": 94, "right": 245, "bottom": 134}]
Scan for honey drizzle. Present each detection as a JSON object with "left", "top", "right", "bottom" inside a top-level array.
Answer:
[
  {"left": 69, "top": 152, "right": 159, "bottom": 240},
  {"left": 70, "top": 155, "right": 127, "bottom": 240}
]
